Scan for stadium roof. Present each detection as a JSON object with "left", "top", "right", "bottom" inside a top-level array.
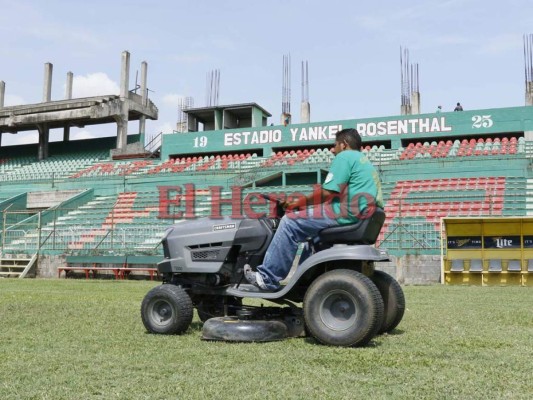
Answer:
[{"left": 183, "top": 102, "right": 272, "bottom": 120}]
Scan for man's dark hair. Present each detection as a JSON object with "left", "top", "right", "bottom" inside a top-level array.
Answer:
[{"left": 336, "top": 128, "right": 362, "bottom": 151}]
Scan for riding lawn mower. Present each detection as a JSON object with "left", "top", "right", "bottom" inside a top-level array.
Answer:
[{"left": 140, "top": 197, "right": 404, "bottom": 347}]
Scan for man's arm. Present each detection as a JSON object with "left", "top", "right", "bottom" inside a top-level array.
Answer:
[{"left": 284, "top": 187, "right": 337, "bottom": 210}]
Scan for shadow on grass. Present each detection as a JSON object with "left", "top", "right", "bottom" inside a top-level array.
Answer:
[
  {"left": 143, "top": 322, "right": 404, "bottom": 348},
  {"left": 300, "top": 327, "right": 406, "bottom": 346},
  {"left": 303, "top": 336, "right": 385, "bottom": 348},
  {"left": 384, "top": 328, "right": 405, "bottom": 336},
  {"left": 190, "top": 321, "right": 204, "bottom": 331},
  {"left": 140, "top": 321, "right": 204, "bottom": 336}
]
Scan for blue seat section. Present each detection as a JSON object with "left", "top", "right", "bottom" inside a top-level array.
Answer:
[
  {"left": 450, "top": 259, "right": 464, "bottom": 272},
  {"left": 507, "top": 260, "right": 521, "bottom": 272},
  {"left": 488, "top": 259, "right": 502, "bottom": 272},
  {"left": 470, "top": 259, "right": 483, "bottom": 272}
]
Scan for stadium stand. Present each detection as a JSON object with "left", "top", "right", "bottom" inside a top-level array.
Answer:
[
  {"left": 1, "top": 105, "right": 533, "bottom": 285},
  {"left": 399, "top": 137, "right": 525, "bottom": 160}
]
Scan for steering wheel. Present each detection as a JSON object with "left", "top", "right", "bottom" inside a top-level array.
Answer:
[{"left": 259, "top": 193, "right": 285, "bottom": 218}]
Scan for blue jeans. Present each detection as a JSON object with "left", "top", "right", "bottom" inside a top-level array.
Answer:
[{"left": 257, "top": 206, "right": 339, "bottom": 290}]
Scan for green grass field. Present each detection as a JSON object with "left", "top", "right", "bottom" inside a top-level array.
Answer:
[{"left": 0, "top": 280, "right": 532, "bottom": 400}]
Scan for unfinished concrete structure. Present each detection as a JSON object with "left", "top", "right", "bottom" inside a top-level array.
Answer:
[
  {"left": 281, "top": 54, "right": 292, "bottom": 125},
  {"left": 400, "top": 47, "right": 421, "bottom": 115},
  {"left": 0, "top": 51, "right": 158, "bottom": 160},
  {"left": 300, "top": 61, "right": 310, "bottom": 123},
  {"left": 183, "top": 103, "right": 271, "bottom": 132}
]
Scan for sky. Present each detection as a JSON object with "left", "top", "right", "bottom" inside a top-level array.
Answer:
[{"left": 0, "top": 0, "right": 532, "bottom": 146}]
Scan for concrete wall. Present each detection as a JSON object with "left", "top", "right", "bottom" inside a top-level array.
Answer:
[
  {"left": 37, "top": 254, "right": 156, "bottom": 279},
  {"left": 35, "top": 253, "right": 442, "bottom": 284},
  {"left": 36, "top": 254, "right": 66, "bottom": 278},
  {"left": 27, "top": 189, "right": 84, "bottom": 209},
  {"left": 223, "top": 110, "right": 238, "bottom": 129},
  {"left": 376, "top": 254, "right": 441, "bottom": 284}
]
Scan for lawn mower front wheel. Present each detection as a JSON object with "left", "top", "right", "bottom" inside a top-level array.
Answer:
[{"left": 141, "top": 284, "right": 193, "bottom": 334}]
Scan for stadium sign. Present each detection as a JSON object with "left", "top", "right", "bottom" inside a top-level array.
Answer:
[
  {"left": 217, "top": 117, "right": 453, "bottom": 148},
  {"left": 162, "top": 106, "right": 531, "bottom": 157},
  {"left": 223, "top": 124, "right": 343, "bottom": 146},
  {"left": 220, "top": 117, "right": 452, "bottom": 147},
  {"left": 356, "top": 117, "right": 452, "bottom": 137},
  {"left": 484, "top": 236, "right": 521, "bottom": 249},
  {"left": 221, "top": 117, "right": 453, "bottom": 146},
  {"left": 447, "top": 236, "right": 482, "bottom": 249}
]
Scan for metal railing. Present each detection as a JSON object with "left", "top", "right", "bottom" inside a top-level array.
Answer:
[
  {"left": 1, "top": 224, "right": 167, "bottom": 255},
  {"left": 145, "top": 132, "right": 163, "bottom": 155}
]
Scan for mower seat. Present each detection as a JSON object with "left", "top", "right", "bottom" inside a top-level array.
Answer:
[{"left": 318, "top": 208, "right": 385, "bottom": 245}]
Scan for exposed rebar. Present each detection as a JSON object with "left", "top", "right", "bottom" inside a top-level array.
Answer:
[
  {"left": 205, "top": 69, "right": 221, "bottom": 107},
  {"left": 524, "top": 34, "right": 533, "bottom": 85},
  {"left": 282, "top": 54, "right": 291, "bottom": 114},
  {"left": 301, "top": 60, "right": 309, "bottom": 102},
  {"left": 400, "top": 46, "right": 420, "bottom": 108}
]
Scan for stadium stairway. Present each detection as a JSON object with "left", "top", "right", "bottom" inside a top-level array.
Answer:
[
  {"left": 0, "top": 254, "right": 38, "bottom": 278},
  {"left": 57, "top": 193, "right": 165, "bottom": 254}
]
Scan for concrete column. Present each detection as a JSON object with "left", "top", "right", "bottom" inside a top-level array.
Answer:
[
  {"left": 120, "top": 51, "right": 130, "bottom": 99},
  {"left": 524, "top": 81, "right": 533, "bottom": 141},
  {"left": 411, "top": 92, "right": 420, "bottom": 114},
  {"left": 526, "top": 81, "right": 533, "bottom": 106},
  {"left": 43, "top": 63, "right": 53, "bottom": 102},
  {"left": 281, "top": 112, "right": 291, "bottom": 126},
  {"left": 400, "top": 104, "right": 411, "bottom": 115},
  {"left": 65, "top": 72, "right": 73, "bottom": 100},
  {"left": 116, "top": 112, "right": 127, "bottom": 150},
  {"left": 187, "top": 115, "right": 198, "bottom": 132},
  {"left": 63, "top": 126, "right": 70, "bottom": 142},
  {"left": 300, "top": 102, "right": 310, "bottom": 123},
  {"left": 0, "top": 80, "right": 5, "bottom": 108},
  {"left": 64, "top": 72, "right": 73, "bottom": 142},
  {"left": 139, "top": 61, "right": 147, "bottom": 146},
  {"left": 117, "top": 51, "right": 130, "bottom": 150},
  {"left": 37, "top": 124, "right": 49, "bottom": 160},
  {"left": 526, "top": 82, "right": 533, "bottom": 142},
  {"left": 140, "top": 61, "right": 147, "bottom": 106}
]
